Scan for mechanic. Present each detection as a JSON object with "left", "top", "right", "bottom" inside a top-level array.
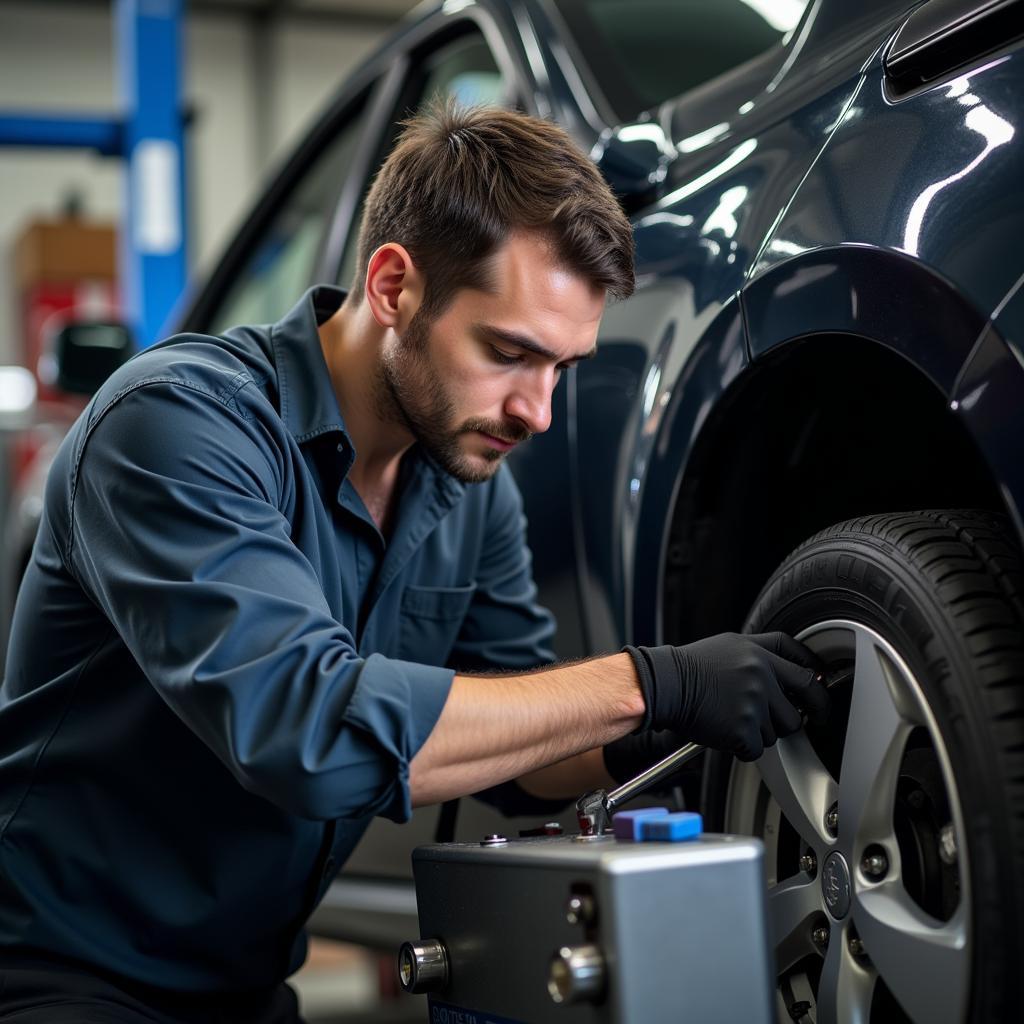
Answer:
[{"left": 0, "top": 103, "right": 827, "bottom": 1022}]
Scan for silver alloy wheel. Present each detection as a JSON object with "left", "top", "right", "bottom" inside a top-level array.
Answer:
[{"left": 724, "top": 620, "right": 971, "bottom": 1023}]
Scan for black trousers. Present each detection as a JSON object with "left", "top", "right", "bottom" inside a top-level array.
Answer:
[{"left": 0, "top": 958, "right": 304, "bottom": 1024}]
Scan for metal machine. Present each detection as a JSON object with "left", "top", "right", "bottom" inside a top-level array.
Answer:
[{"left": 399, "top": 744, "right": 775, "bottom": 1022}]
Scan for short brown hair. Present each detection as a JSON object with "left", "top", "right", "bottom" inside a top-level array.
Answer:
[{"left": 349, "top": 101, "right": 635, "bottom": 318}]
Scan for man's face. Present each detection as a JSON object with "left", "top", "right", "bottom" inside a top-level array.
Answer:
[{"left": 379, "top": 232, "right": 605, "bottom": 484}]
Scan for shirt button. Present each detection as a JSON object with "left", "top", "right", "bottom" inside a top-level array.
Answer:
[{"left": 336, "top": 443, "right": 344, "bottom": 453}]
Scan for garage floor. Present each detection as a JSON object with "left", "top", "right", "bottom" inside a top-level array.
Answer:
[{"left": 292, "top": 940, "right": 424, "bottom": 1022}]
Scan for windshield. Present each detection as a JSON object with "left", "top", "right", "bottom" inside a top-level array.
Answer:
[{"left": 552, "top": 0, "right": 810, "bottom": 122}]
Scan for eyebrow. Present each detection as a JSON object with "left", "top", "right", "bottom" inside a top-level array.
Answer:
[{"left": 473, "top": 323, "right": 598, "bottom": 365}]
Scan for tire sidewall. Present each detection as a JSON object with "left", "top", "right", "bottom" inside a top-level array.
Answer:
[{"left": 702, "top": 533, "right": 1018, "bottom": 1019}]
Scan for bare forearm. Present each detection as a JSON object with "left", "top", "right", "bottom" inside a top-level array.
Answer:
[
  {"left": 516, "top": 746, "right": 616, "bottom": 800},
  {"left": 409, "top": 653, "right": 642, "bottom": 807}
]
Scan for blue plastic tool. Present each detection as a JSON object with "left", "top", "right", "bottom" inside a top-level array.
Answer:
[
  {"left": 612, "top": 807, "right": 670, "bottom": 841},
  {"left": 639, "top": 812, "right": 703, "bottom": 842}
]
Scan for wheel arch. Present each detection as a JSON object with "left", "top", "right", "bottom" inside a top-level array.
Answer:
[
  {"left": 633, "top": 332, "right": 1011, "bottom": 648},
  {"left": 744, "top": 245, "right": 995, "bottom": 393},
  {"left": 629, "top": 243, "right": 1024, "bottom": 645}
]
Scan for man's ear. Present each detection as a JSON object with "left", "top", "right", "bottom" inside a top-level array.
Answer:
[{"left": 364, "top": 243, "right": 424, "bottom": 331}]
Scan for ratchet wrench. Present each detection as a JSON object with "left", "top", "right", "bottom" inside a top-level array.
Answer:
[
  {"left": 575, "top": 668, "right": 845, "bottom": 836},
  {"left": 576, "top": 741, "right": 702, "bottom": 836}
]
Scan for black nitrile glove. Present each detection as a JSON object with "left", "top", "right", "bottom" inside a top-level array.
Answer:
[{"left": 614, "top": 632, "right": 828, "bottom": 764}]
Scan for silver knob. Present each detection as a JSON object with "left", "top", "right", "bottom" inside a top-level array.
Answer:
[
  {"left": 547, "top": 944, "right": 606, "bottom": 1005},
  {"left": 398, "top": 938, "right": 449, "bottom": 993}
]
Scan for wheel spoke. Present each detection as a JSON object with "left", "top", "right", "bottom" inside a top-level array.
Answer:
[
  {"left": 757, "top": 732, "right": 838, "bottom": 850},
  {"left": 854, "top": 882, "right": 969, "bottom": 1023},
  {"left": 815, "top": 928, "right": 875, "bottom": 1024},
  {"left": 767, "top": 875, "right": 820, "bottom": 973},
  {"left": 838, "top": 629, "right": 914, "bottom": 850}
]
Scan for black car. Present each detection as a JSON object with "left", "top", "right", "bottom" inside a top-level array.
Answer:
[{"left": 10, "top": 1, "right": 1024, "bottom": 1020}]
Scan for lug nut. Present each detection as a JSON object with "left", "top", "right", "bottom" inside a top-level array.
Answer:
[
  {"left": 861, "top": 848, "right": 888, "bottom": 879},
  {"left": 825, "top": 803, "right": 839, "bottom": 838},
  {"left": 799, "top": 852, "right": 817, "bottom": 875},
  {"left": 848, "top": 936, "right": 865, "bottom": 956},
  {"left": 939, "top": 823, "right": 958, "bottom": 866},
  {"left": 812, "top": 926, "right": 829, "bottom": 949}
]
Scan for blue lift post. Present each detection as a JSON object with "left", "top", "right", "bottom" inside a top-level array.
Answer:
[{"left": 0, "top": 0, "right": 187, "bottom": 348}]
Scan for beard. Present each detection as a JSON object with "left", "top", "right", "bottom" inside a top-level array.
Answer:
[{"left": 374, "top": 309, "right": 531, "bottom": 484}]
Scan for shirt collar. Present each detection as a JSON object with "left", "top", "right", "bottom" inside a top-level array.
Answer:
[
  {"left": 270, "top": 284, "right": 467, "bottom": 509},
  {"left": 271, "top": 284, "right": 349, "bottom": 444}
]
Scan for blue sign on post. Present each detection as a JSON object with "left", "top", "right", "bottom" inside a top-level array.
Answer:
[{"left": 116, "top": 0, "right": 187, "bottom": 347}]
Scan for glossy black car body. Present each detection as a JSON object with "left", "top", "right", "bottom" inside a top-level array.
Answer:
[
  {"left": 7, "top": 0, "right": 1023, "bottom": 1019},
  {"left": 181, "top": 0, "right": 1024, "bottom": 672}
]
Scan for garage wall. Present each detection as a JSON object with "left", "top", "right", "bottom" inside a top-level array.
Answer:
[{"left": 0, "top": 2, "right": 390, "bottom": 363}]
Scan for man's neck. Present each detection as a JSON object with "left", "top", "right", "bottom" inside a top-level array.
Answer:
[{"left": 318, "top": 300, "right": 413, "bottom": 526}]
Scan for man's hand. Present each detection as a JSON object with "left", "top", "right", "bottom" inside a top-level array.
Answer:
[
  {"left": 613, "top": 632, "right": 828, "bottom": 768},
  {"left": 411, "top": 633, "right": 826, "bottom": 807}
]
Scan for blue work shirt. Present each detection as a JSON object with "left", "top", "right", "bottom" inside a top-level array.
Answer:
[{"left": 0, "top": 286, "right": 555, "bottom": 992}]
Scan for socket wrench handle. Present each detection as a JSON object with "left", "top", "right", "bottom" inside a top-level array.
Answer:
[
  {"left": 575, "top": 741, "right": 703, "bottom": 836},
  {"left": 605, "top": 668, "right": 839, "bottom": 811},
  {"left": 606, "top": 741, "right": 703, "bottom": 811},
  {"left": 575, "top": 671, "right": 838, "bottom": 835}
]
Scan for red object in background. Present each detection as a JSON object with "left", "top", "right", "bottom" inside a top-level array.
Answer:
[
  {"left": 21, "top": 280, "right": 119, "bottom": 403},
  {"left": 12, "top": 218, "right": 119, "bottom": 403}
]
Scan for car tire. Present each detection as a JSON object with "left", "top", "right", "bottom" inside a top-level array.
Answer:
[{"left": 700, "top": 509, "right": 1024, "bottom": 1023}]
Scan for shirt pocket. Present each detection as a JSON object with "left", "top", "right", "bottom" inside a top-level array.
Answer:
[{"left": 398, "top": 582, "right": 477, "bottom": 667}]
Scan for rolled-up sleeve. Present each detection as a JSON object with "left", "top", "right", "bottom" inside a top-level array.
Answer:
[{"left": 65, "top": 380, "right": 453, "bottom": 823}]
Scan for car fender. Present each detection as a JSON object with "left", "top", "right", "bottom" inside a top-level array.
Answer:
[
  {"left": 951, "top": 274, "right": 1024, "bottom": 546},
  {"left": 628, "top": 296, "right": 747, "bottom": 646},
  {"left": 743, "top": 243, "right": 989, "bottom": 396},
  {"left": 631, "top": 243, "right": 1009, "bottom": 646},
  {"left": 743, "top": 243, "right": 1024, "bottom": 546}
]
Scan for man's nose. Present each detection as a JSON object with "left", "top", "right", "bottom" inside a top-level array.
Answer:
[{"left": 504, "top": 373, "right": 554, "bottom": 435}]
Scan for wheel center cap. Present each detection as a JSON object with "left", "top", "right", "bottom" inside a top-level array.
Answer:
[{"left": 821, "top": 852, "right": 852, "bottom": 919}]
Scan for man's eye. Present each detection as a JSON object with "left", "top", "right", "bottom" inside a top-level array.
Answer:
[{"left": 490, "top": 347, "right": 522, "bottom": 365}]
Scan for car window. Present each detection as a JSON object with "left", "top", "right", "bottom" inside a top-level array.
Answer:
[
  {"left": 552, "top": 0, "right": 810, "bottom": 121},
  {"left": 206, "top": 96, "right": 371, "bottom": 333},
  {"left": 335, "top": 31, "right": 505, "bottom": 293}
]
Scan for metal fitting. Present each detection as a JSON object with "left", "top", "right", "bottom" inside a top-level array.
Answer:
[
  {"left": 799, "top": 852, "right": 817, "bottom": 875},
  {"left": 861, "top": 849, "right": 888, "bottom": 879},
  {"left": 480, "top": 834, "right": 508, "bottom": 847},
  {"left": 825, "top": 803, "right": 839, "bottom": 838},
  {"left": 548, "top": 944, "right": 606, "bottom": 1005},
  {"left": 812, "top": 926, "right": 829, "bottom": 949},
  {"left": 398, "top": 938, "right": 449, "bottom": 993},
  {"left": 566, "top": 893, "right": 596, "bottom": 928}
]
